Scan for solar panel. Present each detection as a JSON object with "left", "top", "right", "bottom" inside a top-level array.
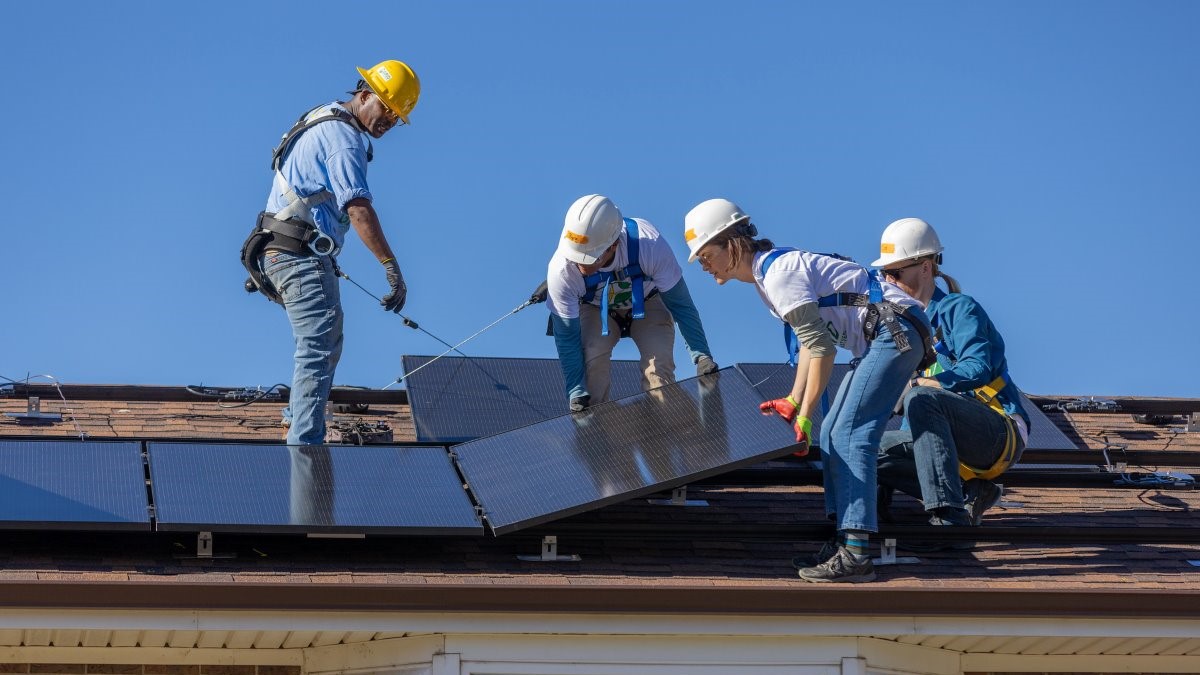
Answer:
[
  {"left": 148, "top": 443, "right": 482, "bottom": 535},
  {"left": 402, "top": 355, "right": 645, "bottom": 443},
  {"left": 453, "top": 368, "right": 802, "bottom": 535},
  {"left": 735, "top": 362, "right": 1077, "bottom": 451},
  {"left": 0, "top": 440, "right": 149, "bottom": 530}
]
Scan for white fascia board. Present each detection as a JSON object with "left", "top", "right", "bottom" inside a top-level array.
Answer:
[
  {"left": 0, "top": 646, "right": 301, "bottom": 665},
  {"left": 962, "top": 653, "right": 1200, "bottom": 672}
]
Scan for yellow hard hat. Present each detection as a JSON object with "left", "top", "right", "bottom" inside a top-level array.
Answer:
[{"left": 356, "top": 60, "right": 421, "bottom": 124}]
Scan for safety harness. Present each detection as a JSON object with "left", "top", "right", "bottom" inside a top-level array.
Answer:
[
  {"left": 925, "top": 318, "right": 1021, "bottom": 481},
  {"left": 759, "top": 248, "right": 935, "bottom": 370},
  {"left": 580, "top": 218, "right": 655, "bottom": 338},
  {"left": 241, "top": 105, "right": 372, "bottom": 304}
]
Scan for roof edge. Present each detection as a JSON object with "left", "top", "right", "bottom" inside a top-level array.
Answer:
[{"left": 5, "top": 583, "right": 1200, "bottom": 619}]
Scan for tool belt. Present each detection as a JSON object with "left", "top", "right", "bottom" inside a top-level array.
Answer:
[{"left": 240, "top": 212, "right": 326, "bottom": 305}]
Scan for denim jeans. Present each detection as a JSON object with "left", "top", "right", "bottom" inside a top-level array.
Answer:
[
  {"left": 818, "top": 316, "right": 929, "bottom": 534},
  {"left": 263, "top": 251, "right": 344, "bottom": 446},
  {"left": 878, "top": 386, "right": 1022, "bottom": 510}
]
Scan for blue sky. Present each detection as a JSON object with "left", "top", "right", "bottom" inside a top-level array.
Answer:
[{"left": 1, "top": 1, "right": 1196, "bottom": 397}]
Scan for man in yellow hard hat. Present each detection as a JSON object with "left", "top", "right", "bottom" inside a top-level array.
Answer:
[{"left": 240, "top": 60, "right": 420, "bottom": 445}]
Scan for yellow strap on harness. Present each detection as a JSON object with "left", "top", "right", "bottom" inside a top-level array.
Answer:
[{"left": 958, "top": 374, "right": 1019, "bottom": 481}]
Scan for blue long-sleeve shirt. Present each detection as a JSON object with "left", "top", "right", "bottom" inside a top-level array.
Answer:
[{"left": 926, "top": 288, "right": 1030, "bottom": 427}]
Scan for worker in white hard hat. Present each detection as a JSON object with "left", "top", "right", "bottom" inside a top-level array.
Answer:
[
  {"left": 683, "top": 198, "right": 933, "bottom": 584},
  {"left": 546, "top": 195, "right": 717, "bottom": 412},
  {"left": 873, "top": 218, "right": 1029, "bottom": 544},
  {"left": 240, "top": 60, "right": 420, "bottom": 446}
]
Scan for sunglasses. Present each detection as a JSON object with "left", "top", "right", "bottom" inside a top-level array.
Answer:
[
  {"left": 880, "top": 260, "right": 924, "bottom": 281},
  {"left": 375, "top": 94, "right": 407, "bottom": 126}
]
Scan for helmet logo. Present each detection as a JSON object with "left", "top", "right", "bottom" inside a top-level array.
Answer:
[
  {"left": 376, "top": 68, "right": 393, "bottom": 82},
  {"left": 684, "top": 228, "right": 697, "bottom": 242},
  {"left": 880, "top": 243, "right": 895, "bottom": 253},
  {"left": 564, "top": 231, "right": 589, "bottom": 245}
]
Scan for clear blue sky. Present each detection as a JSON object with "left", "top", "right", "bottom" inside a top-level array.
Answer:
[{"left": 2, "top": 1, "right": 1196, "bottom": 398}]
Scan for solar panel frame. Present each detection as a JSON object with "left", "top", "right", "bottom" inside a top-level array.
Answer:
[
  {"left": 402, "top": 355, "right": 645, "bottom": 443},
  {"left": 0, "top": 440, "right": 150, "bottom": 531},
  {"left": 452, "top": 368, "right": 803, "bottom": 535},
  {"left": 148, "top": 442, "right": 482, "bottom": 535}
]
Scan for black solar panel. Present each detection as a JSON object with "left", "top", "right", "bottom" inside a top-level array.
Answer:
[
  {"left": 735, "top": 362, "right": 1078, "bottom": 451},
  {"left": 0, "top": 440, "right": 149, "bottom": 530},
  {"left": 402, "top": 355, "right": 645, "bottom": 443},
  {"left": 148, "top": 443, "right": 481, "bottom": 535},
  {"left": 453, "top": 368, "right": 802, "bottom": 535}
]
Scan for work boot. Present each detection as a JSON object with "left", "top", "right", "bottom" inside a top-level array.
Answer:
[
  {"left": 797, "top": 545, "right": 876, "bottom": 583},
  {"left": 791, "top": 538, "right": 838, "bottom": 569},
  {"left": 903, "top": 507, "right": 974, "bottom": 552},
  {"left": 964, "top": 479, "right": 1003, "bottom": 526}
]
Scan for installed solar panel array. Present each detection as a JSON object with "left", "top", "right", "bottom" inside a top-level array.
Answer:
[{"left": 148, "top": 443, "right": 481, "bottom": 535}]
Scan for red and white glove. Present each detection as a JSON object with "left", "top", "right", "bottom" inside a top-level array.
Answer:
[{"left": 759, "top": 395, "right": 799, "bottom": 423}]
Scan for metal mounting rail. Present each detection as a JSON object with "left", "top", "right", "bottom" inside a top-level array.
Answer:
[{"left": 524, "top": 522, "right": 1200, "bottom": 545}]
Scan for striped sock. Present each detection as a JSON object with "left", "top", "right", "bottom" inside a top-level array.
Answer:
[{"left": 844, "top": 531, "right": 870, "bottom": 557}]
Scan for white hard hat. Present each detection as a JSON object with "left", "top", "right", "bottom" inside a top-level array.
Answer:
[
  {"left": 872, "top": 217, "right": 944, "bottom": 267},
  {"left": 557, "top": 195, "right": 624, "bottom": 265},
  {"left": 683, "top": 198, "right": 755, "bottom": 263}
]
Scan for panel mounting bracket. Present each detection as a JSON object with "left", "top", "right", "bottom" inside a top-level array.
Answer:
[
  {"left": 872, "top": 538, "right": 920, "bottom": 566},
  {"left": 647, "top": 485, "right": 709, "bottom": 507},
  {"left": 1188, "top": 413, "right": 1200, "bottom": 433},
  {"left": 173, "top": 531, "right": 236, "bottom": 560},
  {"left": 4, "top": 397, "right": 62, "bottom": 425},
  {"left": 517, "top": 535, "right": 581, "bottom": 562}
]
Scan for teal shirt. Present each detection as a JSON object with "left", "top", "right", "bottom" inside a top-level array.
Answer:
[{"left": 926, "top": 288, "right": 1030, "bottom": 427}]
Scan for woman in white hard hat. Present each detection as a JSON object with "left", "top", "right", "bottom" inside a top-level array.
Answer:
[
  {"left": 546, "top": 195, "right": 718, "bottom": 411},
  {"left": 873, "top": 218, "right": 1029, "bottom": 539},
  {"left": 683, "top": 199, "right": 933, "bottom": 583}
]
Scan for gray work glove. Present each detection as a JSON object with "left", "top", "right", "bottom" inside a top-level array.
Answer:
[
  {"left": 695, "top": 355, "right": 718, "bottom": 376},
  {"left": 569, "top": 395, "right": 590, "bottom": 413},
  {"left": 381, "top": 259, "right": 407, "bottom": 313}
]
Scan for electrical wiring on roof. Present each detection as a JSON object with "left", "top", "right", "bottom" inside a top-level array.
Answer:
[
  {"left": 184, "top": 384, "right": 289, "bottom": 409},
  {"left": 0, "top": 373, "right": 86, "bottom": 440}
]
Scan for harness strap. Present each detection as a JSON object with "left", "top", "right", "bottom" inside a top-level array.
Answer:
[
  {"left": 273, "top": 171, "right": 335, "bottom": 224},
  {"left": 581, "top": 219, "right": 649, "bottom": 337},
  {"left": 959, "top": 412, "right": 1019, "bottom": 481}
]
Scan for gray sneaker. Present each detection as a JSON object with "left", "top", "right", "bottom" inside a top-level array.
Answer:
[
  {"left": 798, "top": 546, "right": 876, "bottom": 583},
  {"left": 964, "top": 479, "right": 1003, "bottom": 526},
  {"left": 791, "top": 538, "right": 838, "bottom": 569}
]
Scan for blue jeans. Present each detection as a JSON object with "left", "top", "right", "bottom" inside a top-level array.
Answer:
[
  {"left": 878, "top": 386, "right": 1022, "bottom": 510},
  {"left": 818, "top": 316, "right": 928, "bottom": 533},
  {"left": 263, "top": 251, "right": 344, "bottom": 446}
]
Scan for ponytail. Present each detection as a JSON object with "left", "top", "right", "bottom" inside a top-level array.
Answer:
[{"left": 933, "top": 263, "right": 961, "bottom": 294}]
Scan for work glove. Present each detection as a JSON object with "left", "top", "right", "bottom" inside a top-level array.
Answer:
[
  {"left": 530, "top": 280, "right": 549, "bottom": 304},
  {"left": 380, "top": 259, "right": 407, "bottom": 313},
  {"left": 569, "top": 395, "right": 590, "bottom": 413},
  {"left": 695, "top": 355, "right": 718, "bottom": 376},
  {"left": 792, "top": 415, "right": 813, "bottom": 458},
  {"left": 759, "top": 395, "right": 799, "bottom": 424}
]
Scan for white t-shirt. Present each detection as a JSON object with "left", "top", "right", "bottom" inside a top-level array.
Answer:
[
  {"left": 546, "top": 218, "right": 683, "bottom": 320},
  {"left": 753, "top": 249, "right": 920, "bottom": 359}
]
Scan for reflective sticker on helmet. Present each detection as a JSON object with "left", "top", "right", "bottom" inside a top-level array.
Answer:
[
  {"left": 684, "top": 228, "right": 697, "bottom": 242},
  {"left": 377, "top": 68, "right": 392, "bottom": 82},
  {"left": 564, "top": 231, "right": 589, "bottom": 245},
  {"left": 880, "top": 243, "right": 895, "bottom": 253}
]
